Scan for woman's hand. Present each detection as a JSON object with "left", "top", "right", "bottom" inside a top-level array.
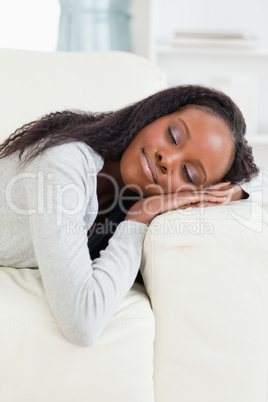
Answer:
[
  {"left": 124, "top": 185, "right": 234, "bottom": 226},
  {"left": 205, "top": 181, "right": 249, "bottom": 201},
  {"left": 190, "top": 182, "right": 249, "bottom": 208}
]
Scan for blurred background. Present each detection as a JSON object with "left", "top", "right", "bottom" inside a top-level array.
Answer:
[
  {"left": 0, "top": 0, "right": 267, "bottom": 166},
  {"left": 1, "top": 0, "right": 268, "bottom": 53}
]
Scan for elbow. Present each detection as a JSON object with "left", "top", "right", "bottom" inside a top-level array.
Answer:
[
  {"left": 77, "top": 334, "right": 100, "bottom": 347},
  {"left": 75, "top": 339, "right": 98, "bottom": 348},
  {"left": 65, "top": 332, "right": 100, "bottom": 347},
  {"left": 61, "top": 324, "right": 102, "bottom": 347}
]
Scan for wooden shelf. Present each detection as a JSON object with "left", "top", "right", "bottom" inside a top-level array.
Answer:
[
  {"left": 156, "top": 44, "right": 268, "bottom": 57},
  {"left": 247, "top": 134, "right": 268, "bottom": 145}
]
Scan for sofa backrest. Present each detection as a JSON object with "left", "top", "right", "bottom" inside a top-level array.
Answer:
[{"left": 0, "top": 49, "right": 167, "bottom": 142}]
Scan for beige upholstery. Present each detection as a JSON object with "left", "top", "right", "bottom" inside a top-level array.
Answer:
[
  {"left": 0, "top": 268, "right": 154, "bottom": 402},
  {"left": 142, "top": 202, "right": 268, "bottom": 402}
]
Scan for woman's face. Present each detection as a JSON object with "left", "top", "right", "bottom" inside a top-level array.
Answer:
[{"left": 120, "top": 107, "right": 234, "bottom": 196}]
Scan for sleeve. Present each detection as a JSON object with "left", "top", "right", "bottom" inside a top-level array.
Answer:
[
  {"left": 23, "top": 144, "right": 148, "bottom": 346},
  {"left": 240, "top": 167, "right": 268, "bottom": 210}
]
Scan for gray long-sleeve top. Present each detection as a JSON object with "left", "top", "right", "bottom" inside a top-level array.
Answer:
[{"left": 0, "top": 142, "right": 148, "bottom": 345}]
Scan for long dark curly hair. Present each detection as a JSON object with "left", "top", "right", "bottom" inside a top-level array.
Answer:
[{"left": 0, "top": 84, "right": 258, "bottom": 183}]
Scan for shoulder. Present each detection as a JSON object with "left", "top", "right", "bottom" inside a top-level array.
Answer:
[
  {"left": 21, "top": 142, "right": 104, "bottom": 180},
  {"left": 19, "top": 142, "right": 102, "bottom": 223},
  {"left": 32, "top": 142, "right": 104, "bottom": 174},
  {"left": 19, "top": 142, "right": 104, "bottom": 197}
]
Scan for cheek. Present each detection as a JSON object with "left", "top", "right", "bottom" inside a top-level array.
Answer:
[
  {"left": 169, "top": 181, "right": 198, "bottom": 194},
  {"left": 120, "top": 154, "right": 132, "bottom": 185},
  {"left": 161, "top": 170, "right": 198, "bottom": 194},
  {"left": 120, "top": 149, "right": 142, "bottom": 191}
]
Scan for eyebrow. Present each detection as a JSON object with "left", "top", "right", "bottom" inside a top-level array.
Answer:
[
  {"left": 196, "top": 160, "right": 207, "bottom": 183},
  {"left": 177, "top": 117, "right": 191, "bottom": 140}
]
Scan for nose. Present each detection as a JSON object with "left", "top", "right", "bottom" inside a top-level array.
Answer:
[{"left": 156, "top": 150, "right": 179, "bottom": 174}]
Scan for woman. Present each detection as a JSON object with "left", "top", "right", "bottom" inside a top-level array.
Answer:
[{"left": 0, "top": 85, "right": 259, "bottom": 346}]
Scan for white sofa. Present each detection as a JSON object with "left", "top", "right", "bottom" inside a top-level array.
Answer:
[{"left": 0, "top": 49, "right": 268, "bottom": 402}]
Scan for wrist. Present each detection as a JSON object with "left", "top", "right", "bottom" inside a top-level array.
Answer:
[{"left": 230, "top": 185, "right": 249, "bottom": 201}]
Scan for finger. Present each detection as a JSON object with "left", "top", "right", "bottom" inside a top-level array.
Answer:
[
  {"left": 192, "top": 194, "right": 228, "bottom": 203},
  {"left": 205, "top": 195, "right": 227, "bottom": 203},
  {"left": 186, "top": 188, "right": 234, "bottom": 197},
  {"left": 203, "top": 201, "right": 227, "bottom": 207},
  {"left": 195, "top": 201, "right": 208, "bottom": 207},
  {"left": 182, "top": 200, "right": 229, "bottom": 209},
  {"left": 206, "top": 181, "right": 231, "bottom": 190},
  {"left": 178, "top": 194, "right": 227, "bottom": 207},
  {"left": 204, "top": 188, "right": 234, "bottom": 197},
  {"left": 179, "top": 203, "right": 202, "bottom": 209}
]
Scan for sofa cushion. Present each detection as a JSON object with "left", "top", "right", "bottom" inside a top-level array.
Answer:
[{"left": 0, "top": 267, "right": 155, "bottom": 402}]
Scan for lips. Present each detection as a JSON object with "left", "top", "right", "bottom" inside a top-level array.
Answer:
[{"left": 141, "top": 150, "right": 158, "bottom": 184}]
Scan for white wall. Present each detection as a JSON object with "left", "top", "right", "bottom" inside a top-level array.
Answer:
[
  {"left": 0, "top": 0, "right": 60, "bottom": 51},
  {"left": 155, "top": 0, "right": 268, "bottom": 47}
]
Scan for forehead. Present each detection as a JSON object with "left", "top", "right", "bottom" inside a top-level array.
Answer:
[
  {"left": 168, "top": 106, "right": 232, "bottom": 141},
  {"left": 169, "top": 106, "right": 225, "bottom": 124}
]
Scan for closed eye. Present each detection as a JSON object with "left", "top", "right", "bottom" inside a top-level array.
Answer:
[
  {"left": 183, "top": 164, "right": 194, "bottom": 183},
  {"left": 168, "top": 127, "right": 177, "bottom": 145}
]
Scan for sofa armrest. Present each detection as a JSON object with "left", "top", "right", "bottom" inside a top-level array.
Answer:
[{"left": 141, "top": 201, "right": 268, "bottom": 402}]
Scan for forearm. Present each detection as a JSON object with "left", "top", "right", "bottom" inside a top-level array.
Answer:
[{"left": 31, "top": 220, "right": 147, "bottom": 346}]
